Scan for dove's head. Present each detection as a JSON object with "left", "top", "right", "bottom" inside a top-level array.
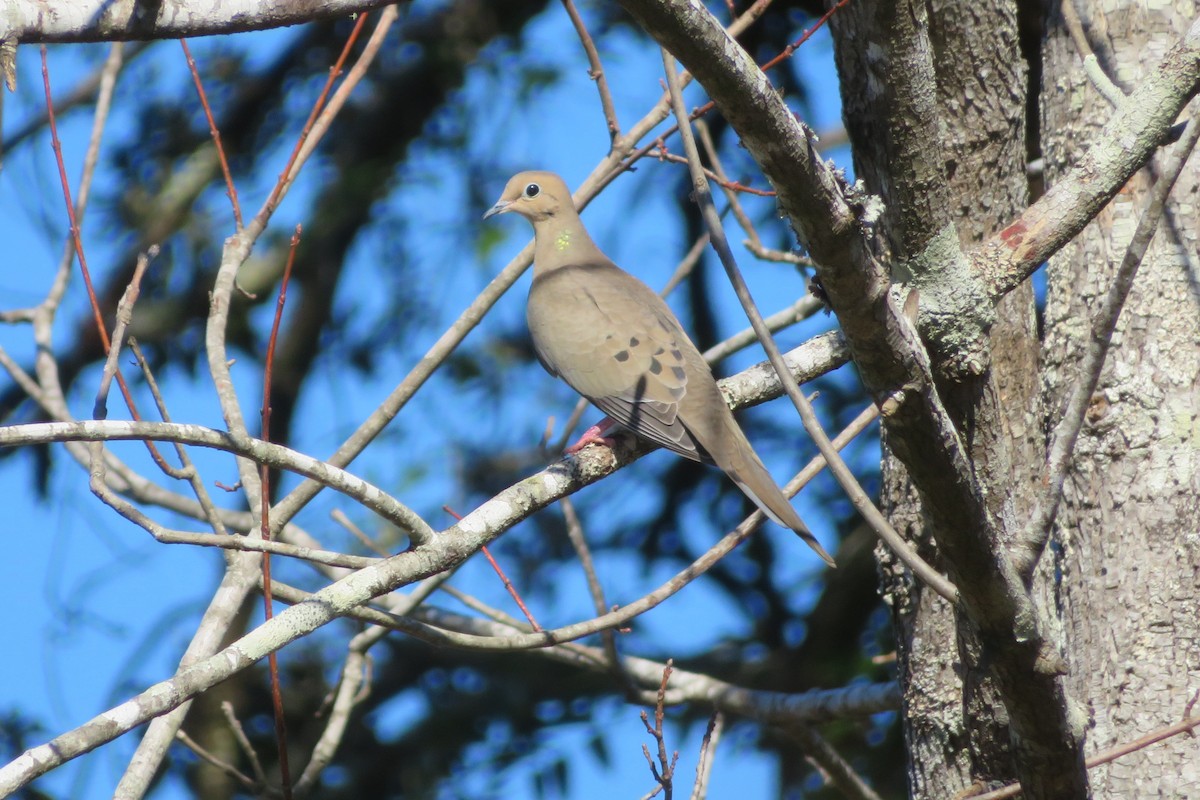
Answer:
[{"left": 483, "top": 171, "right": 574, "bottom": 223}]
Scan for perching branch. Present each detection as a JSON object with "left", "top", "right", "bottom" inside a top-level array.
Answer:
[{"left": 0, "top": 356, "right": 880, "bottom": 793}]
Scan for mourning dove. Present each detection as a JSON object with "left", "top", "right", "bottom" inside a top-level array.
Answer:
[{"left": 485, "top": 171, "right": 834, "bottom": 567}]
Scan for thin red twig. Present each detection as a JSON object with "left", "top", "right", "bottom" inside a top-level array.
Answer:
[
  {"left": 613, "top": 0, "right": 849, "bottom": 185},
  {"left": 963, "top": 704, "right": 1200, "bottom": 800},
  {"left": 180, "top": 39, "right": 243, "bottom": 230},
  {"left": 39, "top": 46, "right": 177, "bottom": 474},
  {"left": 652, "top": 140, "right": 776, "bottom": 195},
  {"left": 258, "top": 224, "right": 301, "bottom": 800},
  {"left": 41, "top": 46, "right": 115, "bottom": 370},
  {"left": 442, "top": 505, "right": 542, "bottom": 631},
  {"left": 1185, "top": 686, "right": 1200, "bottom": 720},
  {"left": 261, "top": 14, "right": 369, "bottom": 218},
  {"left": 758, "top": 0, "right": 851, "bottom": 72}
]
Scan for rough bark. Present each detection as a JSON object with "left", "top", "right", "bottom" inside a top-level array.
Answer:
[
  {"left": 831, "top": 1, "right": 1058, "bottom": 795},
  {"left": 1039, "top": 1, "right": 1200, "bottom": 795}
]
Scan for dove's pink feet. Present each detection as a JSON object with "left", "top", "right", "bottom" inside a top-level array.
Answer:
[{"left": 565, "top": 418, "right": 618, "bottom": 454}]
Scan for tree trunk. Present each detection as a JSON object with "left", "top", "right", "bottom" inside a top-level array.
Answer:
[
  {"left": 1039, "top": 1, "right": 1200, "bottom": 795},
  {"left": 831, "top": 0, "right": 1062, "bottom": 795},
  {"left": 832, "top": 0, "right": 1200, "bottom": 795}
]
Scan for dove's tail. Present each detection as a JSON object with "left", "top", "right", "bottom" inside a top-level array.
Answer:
[{"left": 730, "top": 467, "right": 837, "bottom": 567}]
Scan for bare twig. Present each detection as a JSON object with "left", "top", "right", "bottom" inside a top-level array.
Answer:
[
  {"left": 560, "top": 497, "right": 629, "bottom": 688},
  {"left": 689, "top": 712, "right": 724, "bottom": 800},
  {"left": 87, "top": 477, "right": 378, "bottom": 568},
  {"left": 743, "top": 240, "right": 813, "bottom": 266},
  {"left": 93, "top": 248, "right": 154, "bottom": 420},
  {"left": 785, "top": 724, "right": 884, "bottom": 800},
  {"left": 1, "top": 41, "right": 147, "bottom": 154},
  {"left": 484, "top": 545, "right": 544, "bottom": 626},
  {"left": 660, "top": 231, "right": 712, "bottom": 296},
  {"left": 174, "top": 731, "right": 261, "bottom": 793},
  {"left": 70, "top": 43, "right": 125, "bottom": 233},
  {"left": 257, "top": 11, "right": 376, "bottom": 223},
  {"left": 436, "top": 584, "right": 554, "bottom": 639},
  {"left": 293, "top": 628, "right": 380, "bottom": 793},
  {"left": 129, "top": 338, "right": 229, "bottom": 523},
  {"left": 41, "top": 46, "right": 178, "bottom": 476},
  {"left": 652, "top": 144, "right": 776, "bottom": 195},
  {"left": 0, "top": 347, "right": 46, "bottom": 404},
  {"left": 611, "top": 0, "right": 847, "bottom": 189},
  {"left": 181, "top": 39, "right": 243, "bottom": 229},
  {"left": 963, "top": 705, "right": 1200, "bottom": 800},
  {"left": 443, "top": 504, "right": 542, "bottom": 630},
  {"left": 1061, "top": 0, "right": 1124, "bottom": 106},
  {"left": 259, "top": 227, "right": 302, "bottom": 800},
  {"left": 222, "top": 701, "right": 271, "bottom": 789},
  {"left": 40, "top": 47, "right": 123, "bottom": 404},
  {"left": 695, "top": 119, "right": 764, "bottom": 242},
  {"left": 560, "top": 0, "right": 621, "bottom": 142},
  {"left": 1185, "top": 686, "right": 1200, "bottom": 719},
  {"left": 701, "top": 295, "right": 824, "bottom": 364},
  {"left": 640, "top": 661, "right": 678, "bottom": 800},
  {"left": 694, "top": 119, "right": 815, "bottom": 269},
  {"left": 1, "top": 419, "right": 434, "bottom": 541},
  {"left": 128, "top": 338, "right": 195, "bottom": 481},
  {"left": 272, "top": 581, "right": 901, "bottom": 721},
  {"left": 331, "top": 508, "right": 391, "bottom": 557}
]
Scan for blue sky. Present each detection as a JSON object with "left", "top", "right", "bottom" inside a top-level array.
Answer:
[{"left": 0, "top": 5, "right": 862, "bottom": 797}]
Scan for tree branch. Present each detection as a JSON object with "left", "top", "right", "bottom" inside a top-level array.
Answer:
[
  {"left": 0, "top": 419, "right": 436, "bottom": 542},
  {"left": 974, "top": 17, "right": 1200, "bottom": 297},
  {"left": 2, "top": 0, "right": 392, "bottom": 45}
]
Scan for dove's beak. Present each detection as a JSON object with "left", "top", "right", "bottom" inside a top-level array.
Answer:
[{"left": 482, "top": 199, "right": 511, "bottom": 220}]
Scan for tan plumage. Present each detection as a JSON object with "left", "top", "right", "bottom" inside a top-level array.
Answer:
[{"left": 485, "top": 171, "right": 834, "bottom": 567}]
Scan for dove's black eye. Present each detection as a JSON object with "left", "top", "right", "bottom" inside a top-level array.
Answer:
[{"left": 524, "top": 183, "right": 540, "bottom": 198}]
